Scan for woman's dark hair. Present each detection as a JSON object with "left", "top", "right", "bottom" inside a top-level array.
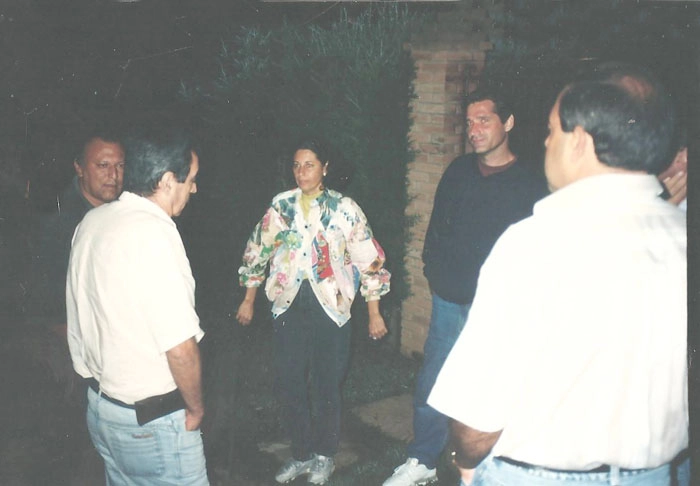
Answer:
[
  {"left": 290, "top": 137, "right": 353, "bottom": 191},
  {"left": 123, "top": 126, "right": 194, "bottom": 196},
  {"left": 294, "top": 138, "right": 331, "bottom": 165}
]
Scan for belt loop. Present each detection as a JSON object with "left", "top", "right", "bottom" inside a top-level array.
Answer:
[{"left": 609, "top": 465, "right": 621, "bottom": 486}]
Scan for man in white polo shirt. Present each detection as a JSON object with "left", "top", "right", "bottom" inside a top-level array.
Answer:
[
  {"left": 429, "top": 63, "right": 688, "bottom": 486},
  {"left": 66, "top": 126, "right": 208, "bottom": 485}
]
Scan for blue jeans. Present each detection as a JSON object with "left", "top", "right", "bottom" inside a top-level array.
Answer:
[
  {"left": 86, "top": 387, "right": 209, "bottom": 485},
  {"left": 273, "top": 280, "right": 351, "bottom": 460},
  {"left": 467, "top": 455, "right": 690, "bottom": 486},
  {"left": 407, "top": 293, "right": 470, "bottom": 469}
]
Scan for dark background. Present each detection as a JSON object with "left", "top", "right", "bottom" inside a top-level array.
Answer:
[{"left": 0, "top": 0, "right": 698, "bottom": 483}]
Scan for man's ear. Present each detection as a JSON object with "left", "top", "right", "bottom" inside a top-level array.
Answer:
[
  {"left": 504, "top": 114, "right": 515, "bottom": 133},
  {"left": 159, "top": 171, "right": 176, "bottom": 192},
  {"left": 571, "top": 125, "right": 593, "bottom": 158},
  {"left": 73, "top": 160, "right": 83, "bottom": 178}
]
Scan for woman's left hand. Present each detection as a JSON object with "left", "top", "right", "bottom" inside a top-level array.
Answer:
[{"left": 368, "top": 313, "right": 388, "bottom": 340}]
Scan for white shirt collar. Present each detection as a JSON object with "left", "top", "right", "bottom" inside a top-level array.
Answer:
[
  {"left": 535, "top": 173, "right": 664, "bottom": 215},
  {"left": 118, "top": 191, "right": 174, "bottom": 225}
]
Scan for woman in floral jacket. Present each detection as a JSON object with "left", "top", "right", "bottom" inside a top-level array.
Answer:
[{"left": 236, "top": 138, "right": 391, "bottom": 485}]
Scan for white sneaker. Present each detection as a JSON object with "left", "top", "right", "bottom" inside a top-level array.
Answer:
[
  {"left": 275, "top": 457, "right": 315, "bottom": 483},
  {"left": 382, "top": 458, "right": 437, "bottom": 486},
  {"left": 307, "top": 454, "right": 335, "bottom": 485}
]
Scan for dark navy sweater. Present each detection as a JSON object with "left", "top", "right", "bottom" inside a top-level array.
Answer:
[{"left": 422, "top": 153, "right": 548, "bottom": 305}]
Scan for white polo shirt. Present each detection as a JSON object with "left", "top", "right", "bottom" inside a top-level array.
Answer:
[
  {"left": 429, "top": 174, "right": 687, "bottom": 470},
  {"left": 67, "top": 191, "right": 204, "bottom": 404}
]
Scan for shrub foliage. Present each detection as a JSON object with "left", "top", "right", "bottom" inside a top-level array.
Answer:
[{"left": 181, "top": 6, "right": 419, "bottom": 322}]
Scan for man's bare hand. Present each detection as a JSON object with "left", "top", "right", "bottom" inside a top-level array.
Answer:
[
  {"left": 185, "top": 408, "right": 204, "bottom": 431},
  {"left": 662, "top": 170, "right": 687, "bottom": 206}
]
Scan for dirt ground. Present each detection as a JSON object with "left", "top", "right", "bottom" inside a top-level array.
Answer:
[
  {"left": 0, "top": 323, "right": 420, "bottom": 486},
  {"left": 0, "top": 325, "right": 275, "bottom": 485}
]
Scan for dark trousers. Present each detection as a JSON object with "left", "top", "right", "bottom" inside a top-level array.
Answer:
[{"left": 273, "top": 281, "right": 351, "bottom": 460}]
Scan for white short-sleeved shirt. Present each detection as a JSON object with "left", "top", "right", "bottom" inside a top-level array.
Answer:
[
  {"left": 67, "top": 191, "right": 204, "bottom": 404},
  {"left": 429, "top": 174, "right": 687, "bottom": 470}
]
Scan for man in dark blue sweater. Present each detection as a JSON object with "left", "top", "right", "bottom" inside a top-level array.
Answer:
[
  {"left": 384, "top": 87, "right": 547, "bottom": 486},
  {"left": 32, "top": 128, "right": 125, "bottom": 329}
]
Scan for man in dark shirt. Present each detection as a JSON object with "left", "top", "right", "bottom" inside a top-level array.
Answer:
[
  {"left": 32, "top": 129, "right": 125, "bottom": 328},
  {"left": 383, "top": 87, "right": 547, "bottom": 486}
]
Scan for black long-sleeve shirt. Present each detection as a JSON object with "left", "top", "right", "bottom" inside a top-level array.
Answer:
[
  {"left": 31, "top": 177, "right": 93, "bottom": 325},
  {"left": 422, "top": 154, "right": 547, "bottom": 305}
]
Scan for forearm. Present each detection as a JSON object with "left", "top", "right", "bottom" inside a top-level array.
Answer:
[
  {"left": 366, "top": 299, "right": 388, "bottom": 339},
  {"left": 243, "top": 286, "right": 257, "bottom": 303},
  {"left": 166, "top": 338, "right": 204, "bottom": 416},
  {"left": 450, "top": 420, "right": 502, "bottom": 469},
  {"left": 367, "top": 299, "right": 381, "bottom": 318}
]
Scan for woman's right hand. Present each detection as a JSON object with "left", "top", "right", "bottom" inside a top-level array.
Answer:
[
  {"left": 236, "top": 287, "right": 258, "bottom": 326},
  {"left": 236, "top": 300, "right": 254, "bottom": 326}
]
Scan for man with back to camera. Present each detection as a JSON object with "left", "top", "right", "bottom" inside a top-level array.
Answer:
[
  {"left": 33, "top": 127, "right": 125, "bottom": 328},
  {"left": 593, "top": 64, "right": 689, "bottom": 213},
  {"left": 428, "top": 62, "right": 688, "bottom": 485},
  {"left": 66, "top": 126, "right": 209, "bottom": 485},
  {"left": 383, "top": 87, "right": 547, "bottom": 486}
]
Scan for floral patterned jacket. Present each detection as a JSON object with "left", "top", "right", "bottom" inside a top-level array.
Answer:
[{"left": 239, "top": 188, "right": 391, "bottom": 326}]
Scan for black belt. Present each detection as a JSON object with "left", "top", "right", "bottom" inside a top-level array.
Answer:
[
  {"left": 87, "top": 378, "right": 135, "bottom": 409},
  {"left": 496, "top": 456, "right": 645, "bottom": 474},
  {"left": 86, "top": 378, "right": 186, "bottom": 425}
]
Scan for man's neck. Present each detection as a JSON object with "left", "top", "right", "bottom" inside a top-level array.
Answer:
[
  {"left": 147, "top": 192, "right": 174, "bottom": 218},
  {"left": 477, "top": 146, "right": 516, "bottom": 168},
  {"left": 78, "top": 188, "right": 102, "bottom": 209}
]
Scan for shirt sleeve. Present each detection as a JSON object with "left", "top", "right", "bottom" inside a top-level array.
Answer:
[
  {"left": 422, "top": 164, "right": 452, "bottom": 264},
  {"left": 427, "top": 225, "right": 530, "bottom": 432},
  {"left": 134, "top": 224, "right": 203, "bottom": 354},
  {"left": 31, "top": 211, "right": 74, "bottom": 322},
  {"left": 344, "top": 199, "right": 391, "bottom": 301},
  {"left": 238, "top": 205, "right": 287, "bottom": 288}
]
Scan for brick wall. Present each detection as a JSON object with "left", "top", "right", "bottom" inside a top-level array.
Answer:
[{"left": 400, "top": 2, "right": 501, "bottom": 356}]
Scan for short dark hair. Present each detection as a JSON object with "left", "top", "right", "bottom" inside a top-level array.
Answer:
[
  {"left": 123, "top": 126, "right": 194, "bottom": 197},
  {"left": 562, "top": 62, "right": 675, "bottom": 174},
  {"left": 464, "top": 87, "right": 514, "bottom": 123},
  {"left": 76, "top": 124, "right": 124, "bottom": 166}
]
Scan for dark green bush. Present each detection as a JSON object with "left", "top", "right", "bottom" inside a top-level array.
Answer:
[{"left": 181, "top": 6, "right": 420, "bottom": 324}]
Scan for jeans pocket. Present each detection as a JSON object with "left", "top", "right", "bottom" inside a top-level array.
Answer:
[
  {"left": 177, "top": 428, "right": 207, "bottom": 479},
  {"left": 110, "top": 425, "right": 166, "bottom": 478}
]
